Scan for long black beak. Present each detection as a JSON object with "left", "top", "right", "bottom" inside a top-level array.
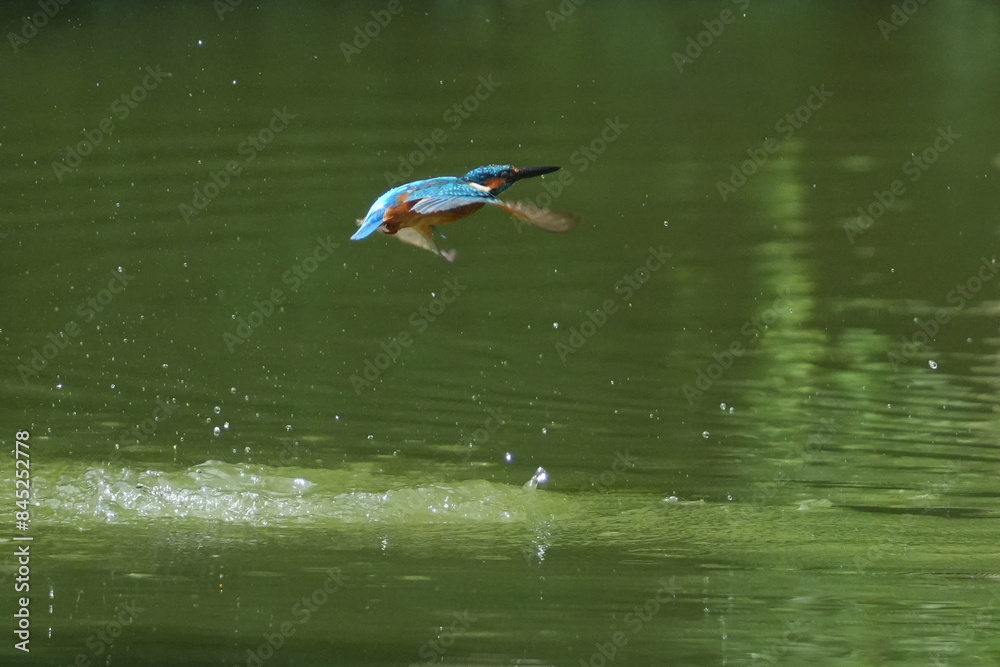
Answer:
[{"left": 514, "top": 165, "right": 560, "bottom": 181}]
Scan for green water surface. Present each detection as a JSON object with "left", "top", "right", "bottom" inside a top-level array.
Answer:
[{"left": 3, "top": 1, "right": 1000, "bottom": 665}]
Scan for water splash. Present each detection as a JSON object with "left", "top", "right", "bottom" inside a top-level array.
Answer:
[
  {"left": 35, "top": 460, "right": 565, "bottom": 527},
  {"left": 522, "top": 466, "right": 549, "bottom": 490}
]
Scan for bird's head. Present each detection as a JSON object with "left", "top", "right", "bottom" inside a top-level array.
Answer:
[{"left": 461, "top": 164, "right": 560, "bottom": 195}]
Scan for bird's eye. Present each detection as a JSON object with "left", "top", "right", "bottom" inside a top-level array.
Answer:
[{"left": 500, "top": 169, "right": 512, "bottom": 179}]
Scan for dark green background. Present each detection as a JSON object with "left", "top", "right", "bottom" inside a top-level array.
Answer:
[{"left": 2, "top": 1, "right": 999, "bottom": 665}]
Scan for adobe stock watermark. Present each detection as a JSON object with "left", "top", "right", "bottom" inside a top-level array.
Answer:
[
  {"left": 843, "top": 126, "right": 959, "bottom": 243},
  {"left": 52, "top": 65, "right": 170, "bottom": 182},
  {"left": 214, "top": 0, "right": 246, "bottom": 20},
  {"left": 852, "top": 460, "right": 965, "bottom": 578},
  {"left": 339, "top": 0, "right": 403, "bottom": 62},
  {"left": 681, "top": 290, "right": 793, "bottom": 404},
  {"left": 555, "top": 246, "right": 670, "bottom": 363},
  {"left": 929, "top": 590, "right": 1000, "bottom": 666},
  {"left": 749, "top": 619, "right": 808, "bottom": 665},
  {"left": 877, "top": 0, "right": 930, "bottom": 40},
  {"left": 887, "top": 256, "right": 998, "bottom": 370},
  {"left": 544, "top": 0, "right": 585, "bottom": 30},
  {"left": 384, "top": 75, "right": 502, "bottom": 187},
  {"left": 716, "top": 84, "right": 832, "bottom": 201},
  {"left": 8, "top": 0, "right": 72, "bottom": 53},
  {"left": 413, "top": 611, "right": 476, "bottom": 664},
  {"left": 461, "top": 408, "right": 507, "bottom": 461},
  {"left": 179, "top": 106, "right": 296, "bottom": 222},
  {"left": 579, "top": 450, "right": 637, "bottom": 493},
  {"left": 237, "top": 569, "right": 345, "bottom": 667},
  {"left": 578, "top": 577, "right": 680, "bottom": 667},
  {"left": 58, "top": 601, "right": 144, "bottom": 666},
  {"left": 722, "top": 413, "right": 835, "bottom": 537},
  {"left": 349, "top": 278, "right": 467, "bottom": 393},
  {"left": 17, "top": 268, "right": 135, "bottom": 384},
  {"left": 512, "top": 116, "right": 628, "bottom": 234},
  {"left": 224, "top": 235, "right": 338, "bottom": 352},
  {"left": 672, "top": 0, "right": 750, "bottom": 73},
  {"left": 852, "top": 514, "right": 912, "bottom": 576},
  {"left": 117, "top": 397, "right": 177, "bottom": 446}
]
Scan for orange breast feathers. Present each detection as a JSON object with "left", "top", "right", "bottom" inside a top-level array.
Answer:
[{"left": 380, "top": 197, "right": 485, "bottom": 234}]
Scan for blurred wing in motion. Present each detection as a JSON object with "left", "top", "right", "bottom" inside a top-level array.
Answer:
[
  {"left": 394, "top": 227, "right": 457, "bottom": 262},
  {"left": 494, "top": 200, "right": 579, "bottom": 233},
  {"left": 354, "top": 218, "right": 456, "bottom": 261}
]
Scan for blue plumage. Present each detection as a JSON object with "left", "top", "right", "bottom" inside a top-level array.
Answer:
[{"left": 351, "top": 177, "right": 501, "bottom": 240}]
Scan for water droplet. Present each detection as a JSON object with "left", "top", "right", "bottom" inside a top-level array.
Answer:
[
  {"left": 928, "top": 360, "right": 938, "bottom": 369},
  {"left": 541, "top": 427, "right": 548, "bottom": 435},
  {"left": 223, "top": 422, "right": 230, "bottom": 430},
  {"left": 552, "top": 322, "right": 559, "bottom": 329},
  {"left": 504, "top": 452, "right": 514, "bottom": 463},
  {"left": 214, "top": 406, "right": 221, "bottom": 414},
  {"left": 719, "top": 403, "right": 727, "bottom": 410},
  {"left": 212, "top": 426, "right": 221, "bottom": 436},
  {"left": 230, "top": 387, "right": 237, "bottom": 394},
  {"left": 702, "top": 431, "right": 710, "bottom": 439},
  {"left": 523, "top": 466, "right": 548, "bottom": 490}
]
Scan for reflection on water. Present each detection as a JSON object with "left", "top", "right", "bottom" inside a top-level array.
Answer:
[{"left": 4, "top": 0, "right": 1000, "bottom": 665}]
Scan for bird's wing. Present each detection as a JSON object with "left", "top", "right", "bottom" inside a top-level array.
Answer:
[
  {"left": 394, "top": 227, "right": 457, "bottom": 262},
  {"left": 410, "top": 192, "right": 494, "bottom": 215},
  {"left": 491, "top": 200, "right": 580, "bottom": 233}
]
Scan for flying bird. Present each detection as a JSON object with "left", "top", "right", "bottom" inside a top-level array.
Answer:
[{"left": 351, "top": 164, "right": 578, "bottom": 261}]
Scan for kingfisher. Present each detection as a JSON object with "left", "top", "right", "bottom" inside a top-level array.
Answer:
[{"left": 351, "top": 164, "right": 578, "bottom": 261}]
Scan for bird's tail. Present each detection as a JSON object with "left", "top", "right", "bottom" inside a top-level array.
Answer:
[{"left": 493, "top": 200, "right": 579, "bottom": 233}]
